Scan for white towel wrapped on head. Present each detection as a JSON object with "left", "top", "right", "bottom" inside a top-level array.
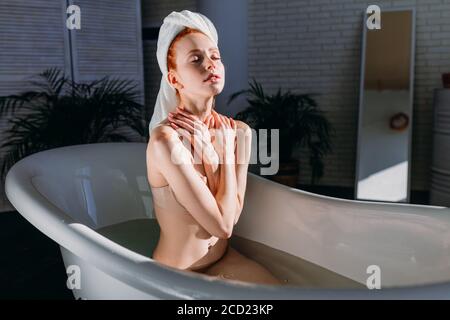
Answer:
[{"left": 148, "top": 10, "right": 219, "bottom": 135}]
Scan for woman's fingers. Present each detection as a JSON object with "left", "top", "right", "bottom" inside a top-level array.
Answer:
[
  {"left": 213, "top": 111, "right": 222, "bottom": 129},
  {"left": 172, "top": 109, "right": 212, "bottom": 135},
  {"left": 169, "top": 111, "right": 215, "bottom": 158},
  {"left": 175, "top": 107, "right": 208, "bottom": 128},
  {"left": 172, "top": 125, "right": 192, "bottom": 144},
  {"left": 205, "top": 114, "right": 212, "bottom": 128},
  {"left": 176, "top": 108, "right": 197, "bottom": 122},
  {"left": 226, "top": 116, "right": 232, "bottom": 128},
  {"left": 171, "top": 109, "right": 237, "bottom": 164},
  {"left": 220, "top": 114, "right": 231, "bottom": 129},
  {"left": 169, "top": 112, "right": 196, "bottom": 130},
  {"left": 169, "top": 116, "right": 194, "bottom": 133},
  {"left": 230, "top": 117, "right": 236, "bottom": 130},
  {"left": 170, "top": 112, "right": 205, "bottom": 135},
  {"left": 172, "top": 110, "right": 236, "bottom": 143},
  {"left": 217, "top": 114, "right": 227, "bottom": 127},
  {"left": 171, "top": 124, "right": 208, "bottom": 163}
]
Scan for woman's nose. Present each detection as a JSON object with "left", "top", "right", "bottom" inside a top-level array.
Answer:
[{"left": 205, "top": 56, "right": 216, "bottom": 70}]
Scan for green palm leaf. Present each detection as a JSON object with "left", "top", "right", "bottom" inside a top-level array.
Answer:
[{"left": 229, "top": 78, "right": 334, "bottom": 184}]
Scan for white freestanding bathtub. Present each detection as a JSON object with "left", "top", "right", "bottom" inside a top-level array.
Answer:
[{"left": 5, "top": 142, "right": 450, "bottom": 299}]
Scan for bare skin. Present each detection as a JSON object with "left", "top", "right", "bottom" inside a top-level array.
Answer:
[{"left": 146, "top": 32, "right": 282, "bottom": 285}]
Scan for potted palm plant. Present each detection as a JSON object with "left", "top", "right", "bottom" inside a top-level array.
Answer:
[
  {"left": 228, "top": 78, "right": 333, "bottom": 186},
  {"left": 0, "top": 68, "right": 147, "bottom": 182}
]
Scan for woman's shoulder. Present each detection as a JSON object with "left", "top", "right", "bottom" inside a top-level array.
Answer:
[
  {"left": 234, "top": 119, "right": 249, "bottom": 129},
  {"left": 233, "top": 119, "right": 251, "bottom": 136},
  {"left": 149, "top": 120, "right": 176, "bottom": 143},
  {"left": 214, "top": 110, "right": 250, "bottom": 131},
  {"left": 147, "top": 121, "right": 179, "bottom": 156}
]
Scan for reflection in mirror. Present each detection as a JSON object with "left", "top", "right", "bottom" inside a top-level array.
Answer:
[{"left": 355, "top": 9, "right": 415, "bottom": 202}]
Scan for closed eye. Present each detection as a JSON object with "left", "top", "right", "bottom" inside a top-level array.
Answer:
[{"left": 191, "top": 56, "right": 221, "bottom": 63}]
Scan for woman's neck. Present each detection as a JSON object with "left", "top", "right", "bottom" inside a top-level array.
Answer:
[{"left": 178, "top": 96, "right": 214, "bottom": 122}]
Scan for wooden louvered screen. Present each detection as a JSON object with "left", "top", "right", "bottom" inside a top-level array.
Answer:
[
  {"left": 0, "top": 0, "right": 68, "bottom": 211},
  {"left": 73, "top": 0, "right": 144, "bottom": 96},
  {"left": 70, "top": 0, "right": 145, "bottom": 142}
]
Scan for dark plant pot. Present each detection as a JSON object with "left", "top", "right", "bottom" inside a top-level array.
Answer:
[
  {"left": 270, "top": 159, "right": 299, "bottom": 188},
  {"left": 443, "top": 73, "right": 450, "bottom": 88}
]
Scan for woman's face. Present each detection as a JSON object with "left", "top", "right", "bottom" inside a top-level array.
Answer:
[{"left": 168, "top": 32, "right": 225, "bottom": 99}]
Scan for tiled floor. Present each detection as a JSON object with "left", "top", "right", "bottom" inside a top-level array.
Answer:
[{"left": 1, "top": 211, "right": 74, "bottom": 300}]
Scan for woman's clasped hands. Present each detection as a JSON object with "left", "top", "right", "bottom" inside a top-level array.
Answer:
[{"left": 168, "top": 107, "right": 236, "bottom": 165}]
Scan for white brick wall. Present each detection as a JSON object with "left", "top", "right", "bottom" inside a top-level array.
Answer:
[{"left": 248, "top": 0, "right": 450, "bottom": 190}]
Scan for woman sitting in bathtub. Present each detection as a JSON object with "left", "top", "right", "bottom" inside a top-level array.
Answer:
[{"left": 146, "top": 17, "right": 282, "bottom": 285}]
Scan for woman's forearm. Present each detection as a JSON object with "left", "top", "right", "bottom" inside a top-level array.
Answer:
[
  {"left": 214, "top": 161, "right": 238, "bottom": 236},
  {"left": 204, "top": 162, "right": 219, "bottom": 196},
  {"left": 201, "top": 141, "right": 220, "bottom": 195}
]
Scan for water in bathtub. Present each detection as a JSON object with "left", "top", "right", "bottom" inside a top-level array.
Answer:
[{"left": 96, "top": 218, "right": 364, "bottom": 288}]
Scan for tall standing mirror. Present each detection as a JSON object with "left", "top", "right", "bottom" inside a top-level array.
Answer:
[{"left": 355, "top": 9, "right": 415, "bottom": 202}]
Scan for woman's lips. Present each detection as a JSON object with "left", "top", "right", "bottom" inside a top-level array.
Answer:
[
  {"left": 205, "top": 74, "right": 221, "bottom": 82},
  {"left": 205, "top": 76, "right": 220, "bottom": 82}
]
